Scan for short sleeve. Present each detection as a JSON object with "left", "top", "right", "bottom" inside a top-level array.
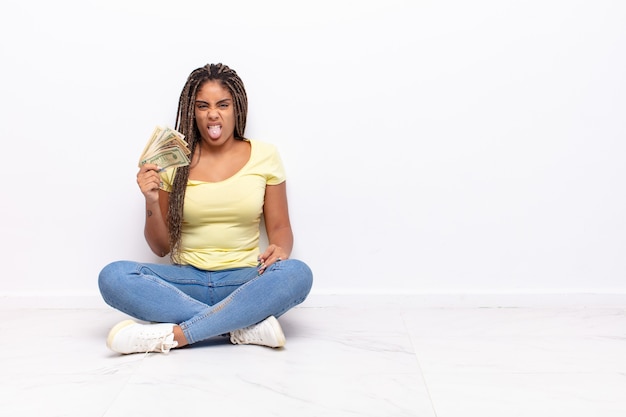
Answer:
[{"left": 265, "top": 144, "right": 286, "bottom": 185}]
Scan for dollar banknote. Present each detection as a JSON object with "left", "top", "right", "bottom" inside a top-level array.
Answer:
[
  {"left": 138, "top": 126, "right": 190, "bottom": 169},
  {"left": 140, "top": 146, "right": 189, "bottom": 168}
]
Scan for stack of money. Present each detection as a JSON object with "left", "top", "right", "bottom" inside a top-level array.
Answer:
[{"left": 138, "top": 126, "right": 191, "bottom": 169}]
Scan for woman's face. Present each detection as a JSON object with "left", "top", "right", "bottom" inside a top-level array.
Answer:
[{"left": 194, "top": 80, "right": 236, "bottom": 146}]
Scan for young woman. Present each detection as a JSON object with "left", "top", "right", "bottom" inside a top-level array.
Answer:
[{"left": 98, "top": 63, "right": 313, "bottom": 354}]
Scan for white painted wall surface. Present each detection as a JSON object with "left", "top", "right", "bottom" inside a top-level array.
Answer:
[{"left": 1, "top": 0, "right": 625, "bottom": 298}]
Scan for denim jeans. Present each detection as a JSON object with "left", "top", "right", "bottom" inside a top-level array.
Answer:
[{"left": 98, "top": 259, "right": 313, "bottom": 344}]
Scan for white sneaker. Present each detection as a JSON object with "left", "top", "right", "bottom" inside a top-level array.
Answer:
[
  {"left": 230, "top": 316, "right": 286, "bottom": 348},
  {"left": 106, "top": 320, "right": 178, "bottom": 354}
]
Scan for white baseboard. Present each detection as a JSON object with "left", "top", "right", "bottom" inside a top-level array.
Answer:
[
  {"left": 1, "top": 290, "right": 625, "bottom": 309},
  {"left": 300, "top": 292, "right": 626, "bottom": 308},
  {"left": 0, "top": 292, "right": 108, "bottom": 309}
]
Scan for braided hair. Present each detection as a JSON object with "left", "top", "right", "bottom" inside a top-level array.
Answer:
[{"left": 168, "top": 63, "right": 248, "bottom": 263}]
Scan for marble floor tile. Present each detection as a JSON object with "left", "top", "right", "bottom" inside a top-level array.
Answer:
[
  {"left": 1, "top": 296, "right": 625, "bottom": 417},
  {"left": 402, "top": 307, "right": 626, "bottom": 373},
  {"left": 401, "top": 306, "right": 626, "bottom": 416},
  {"left": 423, "top": 371, "right": 626, "bottom": 417}
]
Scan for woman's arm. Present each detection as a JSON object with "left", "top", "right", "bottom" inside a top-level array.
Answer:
[
  {"left": 137, "top": 164, "right": 171, "bottom": 257},
  {"left": 259, "top": 181, "right": 293, "bottom": 270},
  {"left": 144, "top": 189, "right": 171, "bottom": 257}
]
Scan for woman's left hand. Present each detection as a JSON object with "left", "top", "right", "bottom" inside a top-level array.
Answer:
[{"left": 257, "top": 244, "right": 289, "bottom": 275}]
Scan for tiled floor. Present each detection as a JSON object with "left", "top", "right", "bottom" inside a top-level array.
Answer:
[{"left": 1, "top": 295, "right": 625, "bottom": 416}]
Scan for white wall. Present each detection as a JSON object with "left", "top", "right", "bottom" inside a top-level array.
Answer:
[{"left": 1, "top": 0, "right": 625, "bottom": 299}]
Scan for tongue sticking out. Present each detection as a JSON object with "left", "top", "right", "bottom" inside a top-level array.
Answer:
[{"left": 208, "top": 125, "right": 222, "bottom": 139}]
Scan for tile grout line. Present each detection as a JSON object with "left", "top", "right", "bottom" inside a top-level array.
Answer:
[
  {"left": 99, "top": 354, "right": 152, "bottom": 417},
  {"left": 401, "top": 311, "right": 439, "bottom": 417}
]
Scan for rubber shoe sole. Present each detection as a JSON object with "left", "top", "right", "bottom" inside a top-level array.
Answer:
[
  {"left": 106, "top": 319, "right": 137, "bottom": 350},
  {"left": 266, "top": 316, "right": 286, "bottom": 348}
]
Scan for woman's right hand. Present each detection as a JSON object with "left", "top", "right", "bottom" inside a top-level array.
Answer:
[{"left": 136, "top": 163, "right": 163, "bottom": 204}]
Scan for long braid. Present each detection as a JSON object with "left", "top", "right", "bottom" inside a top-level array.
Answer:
[{"left": 167, "top": 63, "right": 248, "bottom": 263}]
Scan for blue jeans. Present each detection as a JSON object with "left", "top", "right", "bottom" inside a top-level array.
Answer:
[{"left": 98, "top": 259, "right": 313, "bottom": 344}]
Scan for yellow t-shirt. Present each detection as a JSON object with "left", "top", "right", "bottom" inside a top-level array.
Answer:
[{"left": 160, "top": 139, "right": 286, "bottom": 270}]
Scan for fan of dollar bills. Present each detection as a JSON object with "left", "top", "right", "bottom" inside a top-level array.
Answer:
[{"left": 138, "top": 126, "right": 191, "bottom": 169}]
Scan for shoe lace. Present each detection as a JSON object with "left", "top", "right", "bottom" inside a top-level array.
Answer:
[
  {"left": 145, "top": 334, "right": 178, "bottom": 355},
  {"left": 232, "top": 323, "right": 264, "bottom": 344}
]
